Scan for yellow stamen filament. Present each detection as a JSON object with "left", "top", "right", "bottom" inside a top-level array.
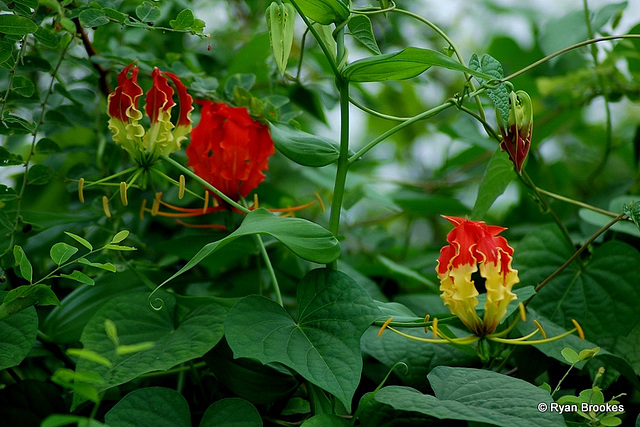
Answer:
[
  {"left": 315, "top": 192, "right": 325, "bottom": 212},
  {"left": 213, "top": 196, "right": 219, "bottom": 207},
  {"left": 102, "top": 196, "right": 111, "bottom": 218},
  {"left": 489, "top": 327, "right": 579, "bottom": 345},
  {"left": 378, "top": 317, "right": 393, "bottom": 338},
  {"left": 432, "top": 317, "right": 439, "bottom": 339},
  {"left": 203, "top": 191, "right": 209, "bottom": 214},
  {"left": 139, "top": 199, "right": 147, "bottom": 221},
  {"left": 268, "top": 200, "right": 318, "bottom": 213},
  {"left": 572, "top": 319, "right": 585, "bottom": 340},
  {"left": 518, "top": 302, "right": 526, "bottom": 322},
  {"left": 533, "top": 320, "right": 547, "bottom": 339},
  {"left": 387, "top": 325, "right": 479, "bottom": 345},
  {"left": 119, "top": 182, "right": 128, "bottom": 206},
  {"left": 253, "top": 193, "right": 259, "bottom": 209},
  {"left": 178, "top": 174, "right": 185, "bottom": 199},
  {"left": 151, "top": 192, "right": 162, "bottom": 216},
  {"left": 78, "top": 178, "right": 85, "bottom": 203}
]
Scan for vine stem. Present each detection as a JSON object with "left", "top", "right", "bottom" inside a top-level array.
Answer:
[
  {"left": 533, "top": 212, "right": 625, "bottom": 294},
  {"left": 535, "top": 188, "right": 618, "bottom": 217}
]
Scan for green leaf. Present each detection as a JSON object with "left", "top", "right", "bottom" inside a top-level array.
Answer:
[
  {"left": 266, "top": 2, "right": 296, "bottom": 75},
  {"left": 110, "top": 230, "right": 129, "bottom": 244},
  {"left": 36, "top": 138, "right": 61, "bottom": 154},
  {"left": 78, "top": 9, "right": 110, "bottom": 27},
  {"left": 41, "top": 415, "right": 106, "bottom": 427},
  {"left": 159, "top": 208, "right": 340, "bottom": 288},
  {"left": 136, "top": 1, "right": 161, "bottom": 23},
  {"left": 517, "top": 225, "right": 640, "bottom": 338},
  {"left": 376, "top": 255, "right": 437, "bottom": 289},
  {"left": 624, "top": 200, "right": 640, "bottom": 230},
  {"left": 295, "top": 0, "right": 349, "bottom": 25},
  {"left": 0, "top": 291, "right": 37, "bottom": 369},
  {"left": 199, "top": 398, "right": 262, "bottom": 427},
  {"left": 64, "top": 231, "right": 93, "bottom": 250},
  {"left": 60, "top": 270, "right": 95, "bottom": 286},
  {"left": 301, "top": 414, "right": 351, "bottom": 427},
  {"left": 469, "top": 53, "right": 510, "bottom": 124},
  {"left": 12, "top": 75, "right": 34, "bottom": 97},
  {"left": 105, "top": 387, "right": 190, "bottom": 427},
  {"left": 13, "top": 0, "right": 38, "bottom": 9},
  {"left": 561, "top": 347, "right": 580, "bottom": 365},
  {"left": 347, "top": 15, "right": 381, "bottom": 55},
  {"left": 343, "top": 47, "right": 493, "bottom": 82},
  {"left": 0, "top": 184, "right": 17, "bottom": 201},
  {"left": 77, "top": 258, "right": 116, "bottom": 272},
  {"left": 0, "top": 14, "right": 38, "bottom": 35},
  {"left": 581, "top": 195, "right": 640, "bottom": 238},
  {"left": 103, "top": 8, "right": 128, "bottom": 24},
  {"left": 104, "top": 244, "right": 136, "bottom": 251},
  {"left": 0, "top": 146, "right": 23, "bottom": 166},
  {"left": 72, "top": 291, "right": 226, "bottom": 410},
  {"left": 27, "top": 164, "right": 54, "bottom": 185},
  {"left": 50, "top": 242, "right": 79, "bottom": 265},
  {"left": 360, "top": 368, "right": 564, "bottom": 426},
  {"left": 225, "top": 269, "right": 381, "bottom": 411},
  {"left": 0, "top": 40, "right": 13, "bottom": 64},
  {"left": 169, "top": 8, "right": 194, "bottom": 30},
  {"left": 0, "top": 284, "right": 60, "bottom": 320},
  {"left": 472, "top": 149, "right": 516, "bottom": 218},
  {"left": 13, "top": 245, "right": 33, "bottom": 283},
  {"left": 270, "top": 122, "right": 340, "bottom": 167},
  {"left": 34, "top": 27, "right": 59, "bottom": 49}
]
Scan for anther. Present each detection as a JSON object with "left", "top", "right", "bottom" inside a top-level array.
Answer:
[
  {"left": 78, "top": 178, "right": 85, "bottom": 203},
  {"left": 102, "top": 196, "right": 111, "bottom": 218},
  {"left": 253, "top": 193, "right": 259, "bottom": 209},
  {"left": 378, "top": 317, "right": 393, "bottom": 338},
  {"left": 151, "top": 192, "right": 162, "bottom": 216},
  {"left": 202, "top": 191, "right": 209, "bottom": 214},
  {"left": 432, "top": 317, "right": 439, "bottom": 339},
  {"left": 139, "top": 199, "right": 147, "bottom": 221},
  {"left": 424, "top": 314, "right": 430, "bottom": 333},
  {"left": 571, "top": 319, "right": 585, "bottom": 340},
  {"left": 178, "top": 174, "right": 185, "bottom": 199},
  {"left": 518, "top": 302, "right": 526, "bottom": 322},
  {"left": 120, "top": 182, "right": 128, "bottom": 206},
  {"left": 533, "top": 320, "right": 547, "bottom": 339}
]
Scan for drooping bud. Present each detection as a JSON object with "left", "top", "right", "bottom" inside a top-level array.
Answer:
[{"left": 497, "top": 90, "right": 533, "bottom": 173}]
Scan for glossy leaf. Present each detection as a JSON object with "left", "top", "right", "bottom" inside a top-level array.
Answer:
[
  {"left": 135, "top": 1, "right": 161, "bottom": 23},
  {"left": 295, "top": 0, "right": 349, "bottom": 25},
  {"left": 348, "top": 15, "right": 381, "bottom": 55},
  {"left": 360, "top": 368, "right": 563, "bottom": 426},
  {"left": 343, "top": 47, "right": 493, "bottom": 82},
  {"left": 170, "top": 9, "right": 194, "bottom": 30},
  {"left": 77, "top": 258, "right": 116, "bottom": 272},
  {"left": 516, "top": 225, "right": 640, "bottom": 338},
  {"left": 72, "top": 291, "right": 226, "bottom": 409},
  {"left": 225, "top": 269, "right": 380, "bottom": 411},
  {"left": 159, "top": 208, "right": 340, "bottom": 288},
  {"left": 12, "top": 75, "right": 34, "bottom": 97},
  {"left": 472, "top": 149, "right": 516, "bottom": 218},
  {"left": 27, "top": 164, "right": 54, "bottom": 185},
  {"left": 0, "top": 284, "right": 60, "bottom": 320},
  {"left": 0, "top": 146, "right": 23, "bottom": 166},
  {"left": 105, "top": 387, "right": 190, "bottom": 427},
  {"left": 0, "top": 14, "right": 38, "bottom": 35},
  {"left": 64, "top": 231, "right": 93, "bottom": 250},
  {"left": 270, "top": 122, "right": 340, "bottom": 166},
  {"left": 60, "top": 270, "right": 95, "bottom": 286},
  {"left": 13, "top": 245, "right": 33, "bottom": 283},
  {"left": 0, "top": 291, "right": 37, "bottom": 369},
  {"left": 200, "top": 398, "right": 262, "bottom": 427},
  {"left": 50, "top": 242, "right": 78, "bottom": 265},
  {"left": 78, "top": 9, "right": 110, "bottom": 27},
  {"left": 36, "top": 138, "right": 61, "bottom": 154},
  {"left": 469, "top": 53, "right": 510, "bottom": 124}
]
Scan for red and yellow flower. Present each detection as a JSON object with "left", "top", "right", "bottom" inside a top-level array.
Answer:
[
  {"left": 436, "top": 215, "right": 519, "bottom": 335},
  {"left": 186, "top": 101, "right": 275, "bottom": 203},
  {"left": 107, "top": 62, "right": 193, "bottom": 165}
]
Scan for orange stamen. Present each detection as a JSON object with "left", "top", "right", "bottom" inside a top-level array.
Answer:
[
  {"left": 203, "top": 191, "right": 209, "bottom": 214},
  {"left": 176, "top": 220, "right": 227, "bottom": 230},
  {"left": 253, "top": 193, "right": 259, "bottom": 209},
  {"left": 139, "top": 199, "right": 147, "bottom": 221},
  {"left": 424, "top": 314, "right": 430, "bottom": 333},
  {"left": 378, "top": 317, "right": 393, "bottom": 338},
  {"left": 571, "top": 319, "right": 585, "bottom": 340},
  {"left": 315, "top": 192, "right": 325, "bottom": 212},
  {"left": 432, "top": 317, "right": 439, "bottom": 339},
  {"left": 151, "top": 192, "right": 162, "bottom": 216}
]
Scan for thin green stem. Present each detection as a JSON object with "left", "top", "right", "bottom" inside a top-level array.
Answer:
[
  {"left": 503, "top": 35, "right": 640, "bottom": 82},
  {"left": 533, "top": 212, "right": 625, "bottom": 294},
  {"left": 551, "top": 363, "right": 577, "bottom": 398},
  {"left": 348, "top": 100, "right": 455, "bottom": 164},
  {"left": 254, "top": 235, "right": 283, "bottom": 306},
  {"left": 160, "top": 154, "right": 250, "bottom": 214},
  {"left": 536, "top": 188, "right": 618, "bottom": 217},
  {"left": 328, "top": 29, "right": 350, "bottom": 267}
]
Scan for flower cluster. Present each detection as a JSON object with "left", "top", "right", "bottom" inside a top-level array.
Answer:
[
  {"left": 107, "top": 62, "right": 193, "bottom": 165},
  {"left": 436, "top": 215, "right": 519, "bottom": 335},
  {"left": 186, "top": 101, "right": 275, "bottom": 203},
  {"left": 497, "top": 90, "right": 533, "bottom": 173}
]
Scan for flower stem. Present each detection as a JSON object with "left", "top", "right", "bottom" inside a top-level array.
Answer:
[
  {"left": 254, "top": 235, "right": 283, "bottom": 306},
  {"left": 535, "top": 188, "right": 618, "bottom": 217}
]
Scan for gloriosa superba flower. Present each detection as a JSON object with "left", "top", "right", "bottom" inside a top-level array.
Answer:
[
  {"left": 107, "top": 62, "right": 194, "bottom": 165},
  {"left": 378, "top": 216, "right": 584, "bottom": 354}
]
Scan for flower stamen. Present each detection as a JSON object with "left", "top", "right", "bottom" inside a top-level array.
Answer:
[
  {"left": 102, "top": 196, "right": 111, "bottom": 218},
  {"left": 378, "top": 317, "right": 393, "bottom": 338},
  {"left": 572, "top": 319, "right": 585, "bottom": 340},
  {"left": 533, "top": 320, "right": 547, "bottom": 339},
  {"left": 78, "top": 178, "right": 85, "bottom": 203},
  {"left": 120, "top": 182, "right": 128, "bottom": 206},
  {"left": 178, "top": 174, "right": 185, "bottom": 199}
]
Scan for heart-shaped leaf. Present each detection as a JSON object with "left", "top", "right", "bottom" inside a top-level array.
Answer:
[
  {"left": 225, "top": 269, "right": 380, "bottom": 411},
  {"left": 105, "top": 387, "right": 190, "bottom": 427}
]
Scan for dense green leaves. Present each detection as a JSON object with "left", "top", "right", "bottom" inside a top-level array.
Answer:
[
  {"left": 200, "top": 398, "right": 262, "bottom": 427},
  {"left": 0, "top": 291, "right": 37, "bottom": 369},
  {"left": 225, "top": 269, "right": 380, "bottom": 410},
  {"left": 0, "top": 14, "right": 38, "bottom": 35}
]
